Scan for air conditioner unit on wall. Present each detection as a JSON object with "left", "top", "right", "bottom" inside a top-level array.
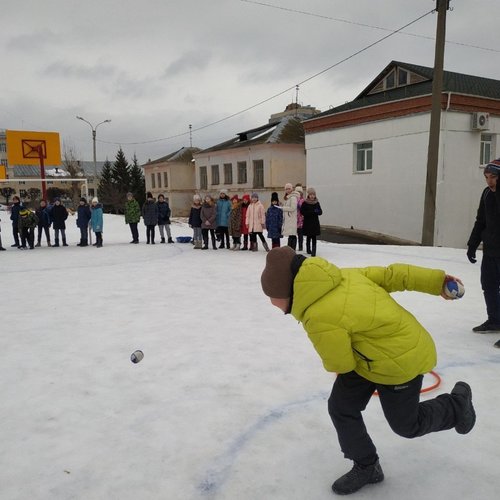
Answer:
[{"left": 471, "top": 112, "right": 490, "bottom": 130}]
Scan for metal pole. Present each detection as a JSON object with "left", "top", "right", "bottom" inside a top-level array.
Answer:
[
  {"left": 421, "top": 0, "right": 450, "bottom": 246},
  {"left": 92, "top": 129, "right": 97, "bottom": 179},
  {"left": 38, "top": 144, "right": 47, "bottom": 200}
]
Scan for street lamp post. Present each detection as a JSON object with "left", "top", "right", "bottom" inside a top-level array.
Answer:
[{"left": 76, "top": 116, "right": 111, "bottom": 179}]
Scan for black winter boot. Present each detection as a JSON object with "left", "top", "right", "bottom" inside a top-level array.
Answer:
[
  {"left": 161, "top": 237, "right": 166, "bottom": 243},
  {"left": 54, "top": 239, "right": 60, "bottom": 247},
  {"left": 332, "top": 460, "right": 384, "bottom": 495},
  {"left": 168, "top": 237, "right": 174, "bottom": 243},
  {"left": 452, "top": 382, "right": 476, "bottom": 434}
]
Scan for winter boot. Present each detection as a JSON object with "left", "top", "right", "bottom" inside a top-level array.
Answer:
[
  {"left": 472, "top": 320, "right": 500, "bottom": 333},
  {"left": 161, "top": 237, "right": 166, "bottom": 244},
  {"left": 81, "top": 239, "right": 88, "bottom": 247},
  {"left": 62, "top": 237, "right": 68, "bottom": 247},
  {"left": 35, "top": 240, "right": 41, "bottom": 247},
  {"left": 168, "top": 237, "right": 174, "bottom": 244},
  {"left": 332, "top": 460, "right": 384, "bottom": 495},
  {"left": 311, "top": 240, "right": 317, "bottom": 257},
  {"left": 194, "top": 240, "right": 203, "bottom": 249},
  {"left": 77, "top": 238, "right": 83, "bottom": 247},
  {"left": 494, "top": 339, "right": 500, "bottom": 348},
  {"left": 54, "top": 239, "right": 60, "bottom": 247},
  {"left": 250, "top": 242, "right": 258, "bottom": 252},
  {"left": 240, "top": 242, "right": 248, "bottom": 251},
  {"left": 261, "top": 239, "right": 270, "bottom": 252},
  {"left": 451, "top": 382, "right": 476, "bottom": 434}
]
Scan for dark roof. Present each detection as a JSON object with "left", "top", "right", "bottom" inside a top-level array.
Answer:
[
  {"left": 144, "top": 147, "right": 201, "bottom": 166},
  {"left": 308, "top": 60, "right": 500, "bottom": 120},
  {"left": 197, "top": 116, "right": 305, "bottom": 154},
  {"left": 12, "top": 165, "right": 42, "bottom": 177}
]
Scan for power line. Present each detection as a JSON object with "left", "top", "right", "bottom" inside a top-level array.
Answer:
[
  {"left": 240, "top": 0, "right": 500, "bottom": 54},
  {"left": 97, "top": 8, "right": 434, "bottom": 147}
]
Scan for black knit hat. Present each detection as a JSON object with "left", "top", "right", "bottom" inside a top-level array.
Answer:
[
  {"left": 484, "top": 158, "right": 500, "bottom": 176},
  {"left": 261, "top": 247, "right": 296, "bottom": 298},
  {"left": 271, "top": 192, "right": 279, "bottom": 203}
]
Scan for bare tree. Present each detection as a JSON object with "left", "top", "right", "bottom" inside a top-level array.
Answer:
[
  {"left": 1, "top": 186, "right": 15, "bottom": 204},
  {"left": 62, "top": 141, "right": 84, "bottom": 204}
]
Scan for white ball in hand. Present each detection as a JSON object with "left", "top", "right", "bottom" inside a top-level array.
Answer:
[{"left": 444, "top": 280, "right": 465, "bottom": 299}]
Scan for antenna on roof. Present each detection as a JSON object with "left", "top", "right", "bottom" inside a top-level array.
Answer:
[
  {"left": 189, "top": 124, "right": 192, "bottom": 148},
  {"left": 295, "top": 85, "right": 299, "bottom": 115}
]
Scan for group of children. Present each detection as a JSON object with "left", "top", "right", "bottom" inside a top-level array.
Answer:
[
  {"left": 124, "top": 191, "right": 173, "bottom": 245},
  {"left": 0, "top": 195, "right": 104, "bottom": 250},
  {"left": 188, "top": 185, "right": 322, "bottom": 253}
]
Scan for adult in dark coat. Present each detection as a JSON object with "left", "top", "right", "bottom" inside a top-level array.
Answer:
[
  {"left": 76, "top": 198, "right": 92, "bottom": 247},
  {"left": 10, "top": 195, "right": 22, "bottom": 247},
  {"left": 467, "top": 159, "right": 500, "bottom": 341},
  {"left": 300, "top": 187, "right": 323, "bottom": 257},
  {"left": 51, "top": 198, "right": 69, "bottom": 247},
  {"left": 35, "top": 199, "right": 52, "bottom": 247}
]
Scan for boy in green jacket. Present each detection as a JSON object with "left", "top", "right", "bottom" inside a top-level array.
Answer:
[{"left": 261, "top": 246, "right": 475, "bottom": 496}]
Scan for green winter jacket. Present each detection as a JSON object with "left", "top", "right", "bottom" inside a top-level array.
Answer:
[
  {"left": 124, "top": 199, "right": 141, "bottom": 224},
  {"left": 290, "top": 258, "right": 445, "bottom": 385}
]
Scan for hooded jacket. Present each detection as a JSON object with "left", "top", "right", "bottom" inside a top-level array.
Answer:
[
  {"left": 290, "top": 258, "right": 445, "bottom": 385},
  {"left": 91, "top": 203, "right": 103, "bottom": 232},
  {"left": 281, "top": 190, "right": 299, "bottom": 236}
]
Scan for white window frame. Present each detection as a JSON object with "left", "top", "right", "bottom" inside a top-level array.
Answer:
[
  {"left": 480, "top": 134, "right": 494, "bottom": 166},
  {"left": 354, "top": 142, "right": 373, "bottom": 173},
  {"left": 199, "top": 166, "right": 208, "bottom": 190}
]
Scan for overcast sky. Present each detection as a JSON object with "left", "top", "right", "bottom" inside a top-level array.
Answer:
[{"left": 1, "top": 0, "right": 498, "bottom": 165}]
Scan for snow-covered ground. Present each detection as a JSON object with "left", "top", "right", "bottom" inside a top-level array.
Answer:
[{"left": 0, "top": 214, "right": 498, "bottom": 500}]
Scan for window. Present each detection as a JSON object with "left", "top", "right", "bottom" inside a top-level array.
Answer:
[
  {"left": 224, "top": 163, "right": 233, "bottom": 184},
  {"left": 355, "top": 142, "right": 373, "bottom": 172},
  {"left": 253, "top": 160, "right": 264, "bottom": 189},
  {"left": 398, "top": 68, "right": 408, "bottom": 86},
  {"left": 211, "top": 164, "right": 219, "bottom": 185},
  {"left": 199, "top": 166, "right": 208, "bottom": 190},
  {"left": 157, "top": 172, "right": 162, "bottom": 188},
  {"left": 151, "top": 173, "right": 156, "bottom": 189},
  {"left": 0, "top": 143, "right": 6, "bottom": 153},
  {"left": 163, "top": 172, "right": 168, "bottom": 188},
  {"left": 237, "top": 161, "right": 247, "bottom": 184},
  {"left": 480, "top": 134, "right": 493, "bottom": 165},
  {"left": 0, "top": 159, "right": 7, "bottom": 167},
  {"left": 385, "top": 70, "right": 395, "bottom": 90}
]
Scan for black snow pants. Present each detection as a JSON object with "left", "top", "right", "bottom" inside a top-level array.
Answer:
[{"left": 328, "top": 371, "right": 461, "bottom": 466}]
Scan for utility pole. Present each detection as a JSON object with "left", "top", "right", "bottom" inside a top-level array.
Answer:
[{"left": 421, "top": 0, "right": 450, "bottom": 246}]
